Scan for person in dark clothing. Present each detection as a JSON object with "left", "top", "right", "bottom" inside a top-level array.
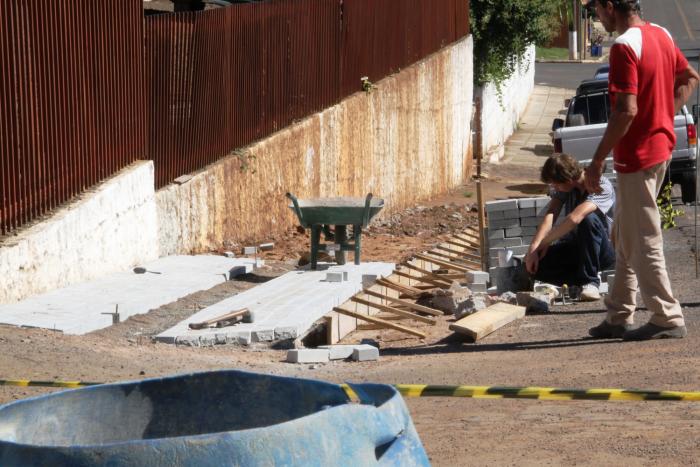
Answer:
[{"left": 525, "top": 154, "right": 615, "bottom": 301}]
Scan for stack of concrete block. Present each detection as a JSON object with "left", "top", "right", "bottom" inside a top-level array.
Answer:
[{"left": 486, "top": 197, "right": 550, "bottom": 269}]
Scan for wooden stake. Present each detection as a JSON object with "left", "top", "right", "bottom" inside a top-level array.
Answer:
[
  {"left": 402, "top": 262, "right": 454, "bottom": 284},
  {"left": 476, "top": 181, "right": 487, "bottom": 272},
  {"left": 428, "top": 249, "right": 481, "bottom": 267},
  {"left": 393, "top": 269, "right": 449, "bottom": 289},
  {"left": 434, "top": 244, "right": 481, "bottom": 262},
  {"left": 361, "top": 289, "right": 443, "bottom": 316},
  {"left": 414, "top": 253, "right": 471, "bottom": 272},
  {"left": 377, "top": 278, "right": 422, "bottom": 298},
  {"left": 350, "top": 296, "right": 436, "bottom": 325},
  {"left": 333, "top": 307, "right": 426, "bottom": 338}
]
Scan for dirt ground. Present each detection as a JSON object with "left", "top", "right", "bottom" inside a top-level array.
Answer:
[{"left": 2, "top": 162, "right": 700, "bottom": 466}]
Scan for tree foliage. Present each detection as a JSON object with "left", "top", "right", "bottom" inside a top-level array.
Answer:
[{"left": 472, "top": 0, "right": 562, "bottom": 87}]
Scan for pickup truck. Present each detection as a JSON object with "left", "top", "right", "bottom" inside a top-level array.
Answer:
[{"left": 552, "top": 77, "right": 698, "bottom": 203}]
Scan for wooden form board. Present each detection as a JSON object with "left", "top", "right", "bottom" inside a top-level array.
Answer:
[
  {"left": 350, "top": 296, "right": 436, "bottom": 325},
  {"left": 333, "top": 307, "right": 426, "bottom": 338},
  {"left": 414, "top": 253, "right": 470, "bottom": 272},
  {"left": 449, "top": 303, "right": 526, "bottom": 341},
  {"left": 361, "top": 289, "right": 442, "bottom": 316}
]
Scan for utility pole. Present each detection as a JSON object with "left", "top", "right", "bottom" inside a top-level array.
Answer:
[{"left": 569, "top": 0, "right": 579, "bottom": 60}]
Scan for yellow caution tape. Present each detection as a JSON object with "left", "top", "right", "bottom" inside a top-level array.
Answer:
[
  {"left": 342, "top": 384, "right": 700, "bottom": 402},
  {"left": 3, "top": 380, "right": 700, "bottom": 402},
  {"left": 0, "top": 380, "right": 100, "bottom": 389}
]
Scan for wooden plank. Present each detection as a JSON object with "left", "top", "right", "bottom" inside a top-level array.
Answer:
[
  {"left": 377, "top": 277, "right": 422, "bottom": 297},
  {"left": 393, "top": 269, "right": 449, "bottom": 289},
  {"left": 414, "top": 253, "right": 471, "bottom": 272},
  {"left": 434, "top": 244, "right": 481, "bottom": 262},
  {"left": 333, "top": 307, "right": 426, "bottom": 338},
  {"left": 357, "top": 323, "right": 387, "bottom": 331},
  {"left": 351, "top": 296, "right": 437, "bottom": 325},
  {"left": 401, "top": 263, "right": 453, "bottom": 286},
  {"left": 427, "top": 249, "right": 481, "bottom": 268},
  {"left": 362, "top": 289, "right": 443, "bottom": 316},
  {"left": 445, "top": 239, "right": 479, "bottom": 251},
  {"left": 455, "top": 233, "right": 480, "bottom": 244},
  {"left": 449, "top": 303, "right": 526, "bottom": 341}
]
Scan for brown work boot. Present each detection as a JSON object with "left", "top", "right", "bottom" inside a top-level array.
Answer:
[
  {"left": 588, "top": 320, "right": 631, "bottom": 339},
  {"left": 622, "top": 323, "right": 687, "bottom": 341}
]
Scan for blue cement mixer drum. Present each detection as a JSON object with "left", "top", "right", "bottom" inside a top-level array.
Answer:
[{"left": 0, "top": 370, "right": 430, "bottom": 466}]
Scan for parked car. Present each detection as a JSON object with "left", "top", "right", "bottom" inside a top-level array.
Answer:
[{"left": 552, "top": 77, "right": 697, "bottom": 203}]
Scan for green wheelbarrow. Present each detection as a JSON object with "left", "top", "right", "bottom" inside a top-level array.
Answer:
[{"left": 286, "top": 193, "right": 384, "bottom": 270}]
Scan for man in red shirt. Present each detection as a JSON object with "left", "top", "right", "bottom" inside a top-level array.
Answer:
[{"left": 584, "top": 0, "right": 699, "bottom": 340}]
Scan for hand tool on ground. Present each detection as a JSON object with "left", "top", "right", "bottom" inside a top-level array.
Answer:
[
  {"left": 133, "top": 267, "right": 162, "bottom": 274},
  {"left": 188, "top": 308, "right": 253, "bottom": 330}
]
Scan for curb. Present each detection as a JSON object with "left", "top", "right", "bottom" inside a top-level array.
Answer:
[{"left": 536, "top": 56, "right": 608, "bottom": 64}]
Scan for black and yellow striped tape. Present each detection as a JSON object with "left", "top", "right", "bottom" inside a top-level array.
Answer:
[
  {"left": 344, "top": 384, "right": 700, "bottom": 402},
  {"left": 0, "top": 380, "right": 100, "bottom": 389},
  {"left": 3, "top": 380, "right": 699, "bottom": 402}
]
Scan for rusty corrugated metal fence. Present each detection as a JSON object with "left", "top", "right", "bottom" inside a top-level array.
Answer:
[
  {"left": 0, "top": 0, "right": 146, "bottom": 236},
  {"left": 147, "top": 0, "right": 470, "bottom": 188},
  {"left": 1, "top": 0, "right": 469, "bottom": 235}
]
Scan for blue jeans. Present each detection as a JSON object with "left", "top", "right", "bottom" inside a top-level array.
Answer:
[{"left": 534, "top": 212, "right": 615, "bottom": 287}]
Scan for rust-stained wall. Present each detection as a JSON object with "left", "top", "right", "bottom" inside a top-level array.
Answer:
[{"left": 157, "top": 36, "right": 474, "bottom": 255}]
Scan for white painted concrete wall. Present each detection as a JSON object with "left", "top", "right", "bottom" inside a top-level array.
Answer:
[
  {"left": 479, "top": 44, "right": 536, "bottom": 162},
  {"left": 0, "top": 162, "right": 159, "bottom": 304}
]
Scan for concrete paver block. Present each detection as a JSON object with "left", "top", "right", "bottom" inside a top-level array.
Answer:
[
  {"left": 520, "top": 217, "right": 541, "bottom": 227},
  {"left": 488, "top": 228, "right": 505, "bottom": 240},
  {"left": 351, "top": 344, "right": 379, "bottom": 361},
  {"left": 502, "top": 209, "right": 520, "bottom": 219},
  {"left": 535, "top": 197, "right": 550, "bottom": 208},
  {"left": 519, "top": 207, "right": 536, "bottom": 217},
  {"left": 319, "top": 345, "right": 356, "bottom": 360},
  {"left": 489, "top": 219, "right": 520, "bottom": 229},
  {"left": 467, "top": 283, "right": 488, "bottom": 293},
  {"left": 488, "top": 210, "right": 505, "bottom": 220},
  {"left": 243, "top": 246, "right": 257, "bottom": 255},
  {"left": 516, "top": 198, "right": 537, "bottom": 209},
  {"left": 490, "top": 237, "right": 522, "bottom": 248},
  {"left": 510, "top": 245, "right": 530, "bottom": 256},
  {"left": 485, "top": 199, "right": 518, "bottom": 212},
  {"left": 521, "top": 226, "right": 538, "bottom": 235},
  {"left": 326, "top": 272, "right": 344, "bottom": 282},
  {"left": 505, "top": 227, "right": 523, "bottom": 237},
  {"left": 466, "top": 271, "right": 490, "bottom": 284},
  {"left": 287, "top": 349, "right": 330, "bottom": 363}
]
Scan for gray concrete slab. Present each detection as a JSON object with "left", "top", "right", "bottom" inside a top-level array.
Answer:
[
  {"left": 156, "top": 262, "right": 395, "bottom": 346},
  {"left": 0, "top": 255, "right": 259, "bottom": 335}
]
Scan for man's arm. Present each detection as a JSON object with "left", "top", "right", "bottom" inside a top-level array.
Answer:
[
  {"left": 674, "top": 65, "right": 700, "bottom": 113},
  {"left": 525, "top": 200, "right": 599, "bottom": 274},
  {"left": 525, "top": 198, "right": 562, "bottom": 274},
  {"left": 584, "top": 93, "right": 637, "bottom": 193},
  {"left": 538, "top": 200, "right": 597, "bottom": 247}
]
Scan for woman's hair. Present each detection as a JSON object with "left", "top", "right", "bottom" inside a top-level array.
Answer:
[{"left": 540, "top": 154, "right": 583, "bottom": 184}]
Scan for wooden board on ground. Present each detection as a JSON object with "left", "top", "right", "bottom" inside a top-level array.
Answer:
[
  {"left": 449, "top": 303, "right": 526, "bottom": 341},
  {"left": 333, "top": 307, "right": 426, "bottom": 338}
]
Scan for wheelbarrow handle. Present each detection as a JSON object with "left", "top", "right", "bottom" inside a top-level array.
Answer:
[
  {"left": 363, "top": 193, "right": 373, "bottom": 227},
  {"left": 286, "top": 192, "right": 307, "bottom": 228}
]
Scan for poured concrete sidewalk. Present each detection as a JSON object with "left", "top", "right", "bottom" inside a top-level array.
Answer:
[
  {"left": 501, "top": 85, "right": 574, "bottom": 168},
  {"left": 156, "top": 262, "right": 395, "bottom": 346},
  {"left": 0, "top": 255, "right": 259, "bottom": 335}
]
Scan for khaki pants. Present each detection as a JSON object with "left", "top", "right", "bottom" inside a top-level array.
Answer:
[{"left": 605, "top": 161, "right": 685, "bottom": 327}]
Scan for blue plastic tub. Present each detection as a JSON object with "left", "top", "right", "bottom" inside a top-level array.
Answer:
[{"left": 0, "top": 370, "right": 430, "bottom": 466}]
